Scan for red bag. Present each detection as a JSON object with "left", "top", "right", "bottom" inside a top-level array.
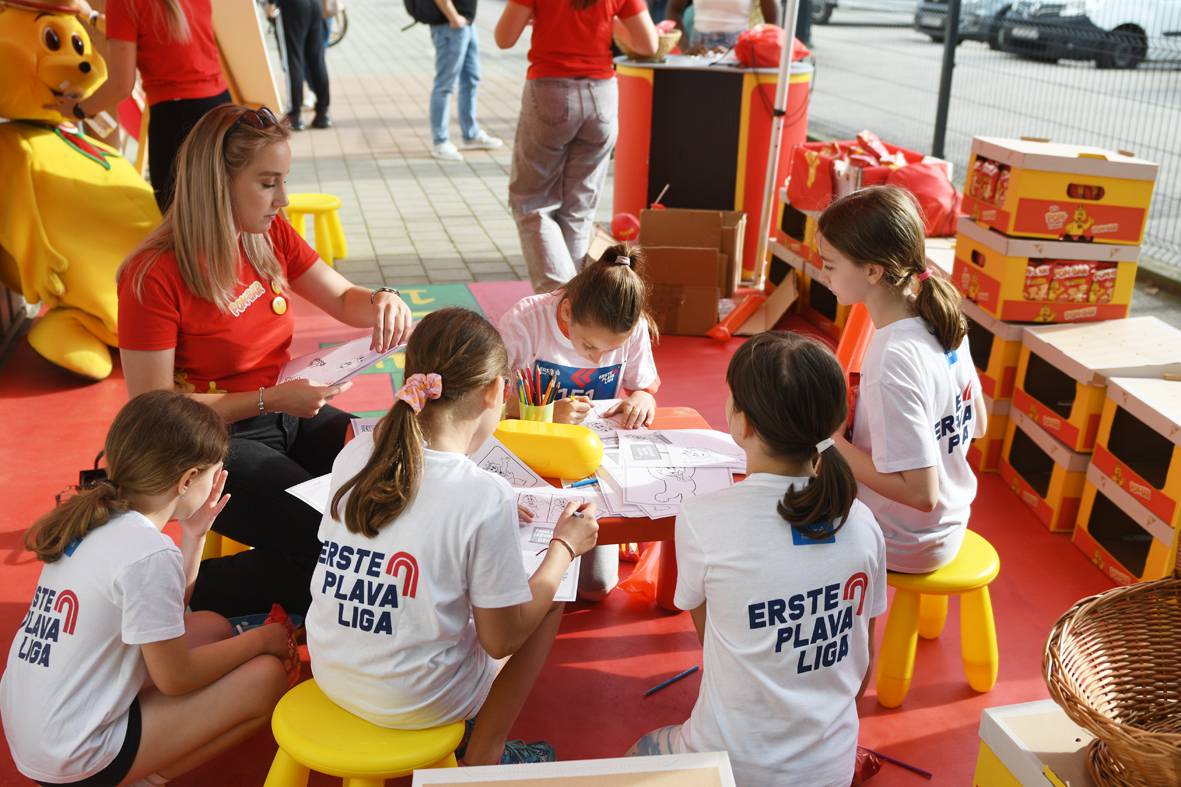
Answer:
[
  {"left": 734, "top": 25, "right": 810, "bottom": 68},
  {"left": 885, "top": 162, "right": 962, "bottom": 237}
]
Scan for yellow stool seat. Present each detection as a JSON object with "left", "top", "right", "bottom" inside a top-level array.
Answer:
[
  {"left": 285, "top": 193, "right": 347, "bottom": 267},
  {"left": 876, "top": 530, "right": 1001, "bottom": 708},
  {"left": 264, "top": 680, "right": 464, "bottom": 787},
  {"left": 201, "top": 532, "right": 251, "bottom": 560}
]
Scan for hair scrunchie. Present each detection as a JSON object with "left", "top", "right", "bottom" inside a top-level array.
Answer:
[
  {"left": 915, "top": 268, "right": 933, "bottom": 283},
  {"left": 613, "top": 256, "right": 632, "bottom": 268},
  {"left": 395, "top": 373, "right": 443, "bottom": 414}
]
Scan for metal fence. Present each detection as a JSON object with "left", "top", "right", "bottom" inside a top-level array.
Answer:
[{"left": 802, "top": 3, "right": 1181, "bottom": 277}]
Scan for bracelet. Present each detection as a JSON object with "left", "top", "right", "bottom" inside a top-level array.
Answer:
[
  {"left": 370, "top": 286, "right": 400, "bottom": 304},
  {"left": 257, "top": 387, "right": 267, "bottom": 416},
  {"left": 549, "top": 537, "right": 577, "bottom": 560}
]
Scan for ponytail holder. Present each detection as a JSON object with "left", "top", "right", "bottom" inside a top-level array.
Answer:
[
  {"left": 815, "top": 437, "right": 834, "bottom": 454},
  {"left": 395, "top": 373, "right": 443, "bottom": 414},
  {"left": 915, "top": 268, "right": 933, "bottom": 283},
  {"left": 613, "top": 256, "right": 632, "bottom": 268}
]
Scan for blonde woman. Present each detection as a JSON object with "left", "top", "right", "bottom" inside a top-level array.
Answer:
[
  {"left": 58, "top": 0, "right": 231, "bottom": 210},
  {"left": 117, "top": 104, "right": 414, "bottom": 618}
]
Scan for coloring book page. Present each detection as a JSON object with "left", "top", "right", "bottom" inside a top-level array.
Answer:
[
  {"left": 581, "top": 399, "right": 648, "bottom": 448},
  {"left": 518, "top": 526, "right": 579, "bottom": 602},
  {"left": 621, "top": 465, "right": 733, "bottom": 509},
  {"left": 514, "top": 486, "right": 598, "bottom": 523},
  {"left": 471, "top": 437, "right": 547, "bottom": 488},
  {"left": 279, "top": 336, "right": 404, "bottom": 386},
  {"left": 619, "top": 430, "right": 745, "bottom": 471}
]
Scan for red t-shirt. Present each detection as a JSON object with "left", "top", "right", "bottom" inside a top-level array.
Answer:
[
  {"left": 118, "top": 219, "right": 319, "bottom": 393},
  {"left": 512, "top": 0, "right": 647, "bottom": 80},
  {"left": 106, "top": 0, "right": 227, "bottom": 105}
]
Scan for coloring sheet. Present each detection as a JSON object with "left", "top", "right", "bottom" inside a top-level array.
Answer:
[
  {"left": 619, "top": 430, "right": 745, "bottom": 471},
  {"left": 518, "top": 526, "right": 579, "bottom": 602},
  {"left": 514, "top": 486, "right": 598, "bottom": 523},
  {"left": 581, "top": 399, "right": 648, "bottom": 448},
  {"left": 471, "top": 437, "right": 547, "bottom": 488},
  {"left": 279, "top": 336, "right": 404, "bottom": 386},
  {"left": 621, "top": 465, "right": 733, "bottom": 509},
  {"left": 287, "top": 473, "right": 332, "bottom": 514}
]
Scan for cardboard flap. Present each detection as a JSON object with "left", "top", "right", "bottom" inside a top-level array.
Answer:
[
  {"left": 643, "top": 247, "right": 723, "bottom": 287},
  {"left": 737, "top": 273, "right": 799, "bottom": 335},
  {"left": 972, "top": 136, "right": 1159, "bottom": 181},
  {"left": 640, "top": 210, "right": 724, "bottom": 249},
  {"left": 1022, "top": 317, "right": 1181, "bottom": 385},
  {"left": 1106, "top": 378, "right": 1181, "bottom": 445}
]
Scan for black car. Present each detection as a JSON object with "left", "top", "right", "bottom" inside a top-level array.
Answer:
[{"left": 914, "top": 0, "right": 1011, "bottom": 48}]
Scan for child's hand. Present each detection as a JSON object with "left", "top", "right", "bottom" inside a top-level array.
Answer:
[
  {"left": 606, "top": 391, "right": 656, "bottom": 429},
  {"left": 517, "top": 503, "right": 534, "bottom": 524},
  {"left": 177, "top": 469, "right": 230, "bottom": 540},
  {"left": 554, "top": 501, "right": 599, "bottom": 557},
  {"left": 554, "top": 396, "right": 591, "bottom": 424},
  {"left": 255, "top": 623, "right": 301, "bottom": 686}
]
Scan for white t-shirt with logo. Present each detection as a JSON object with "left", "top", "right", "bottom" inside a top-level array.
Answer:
[
  {"left": 853, "top": 316, "right": 984, "bottom": 572},
  {"left": 0, "top": 511, "right": 186, "bottom": 783},
  {"left": 497, "top": 291, "right": 659, "bottom": 401},
  {"left": 671, "top": 474, "right": 887, "bottom": 787},
  {"left": 693, "top": 0, "right": 752, "bottom": 33},
  {"left": 306, "top": 434, "right": 532, "bottom": 729}
]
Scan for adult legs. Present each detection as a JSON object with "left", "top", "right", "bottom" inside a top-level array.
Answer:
[
  {"left": 430, "top": 25, "right": 472, "bottom": 144},
  {"left": 302, "top": 0, "right": 331, "bottom": 118},
  {"left": 278, "top": 0, "right": 315, "bottom": 117},
  {"left": 146, "top": 91, "right": 232, "bottom": 211},
  {"left": 555, "top": 79, "right": 618, "bottom": 269},
  {"left": 456, "top": 26, "right": 481, "bottom": 142}
]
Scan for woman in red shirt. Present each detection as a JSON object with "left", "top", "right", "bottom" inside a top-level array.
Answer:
[
  {"left": 118, "top": 104, "right": 414, "bottom": 617},
  {"left": 495, "top": 0, "right": 657, "bottom": 293},
  {"left": 60, "top": 0, "right": 232, "bottom": 211}
]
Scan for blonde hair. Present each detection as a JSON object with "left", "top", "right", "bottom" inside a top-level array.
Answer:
[
  {"left": 126, "top": 0, "right": 192, "bottom": 43},
  {"left": 818, "top": 185, "right": 967, "bottom": 353},
  {"left": 119, "top": 104, "right": 292, "bottom": 313},
  {"left": 25, "top": 392, "right": 228, "bottom": 562}
]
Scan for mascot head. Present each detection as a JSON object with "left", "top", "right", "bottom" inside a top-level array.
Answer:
[{"left": 0, "top": 0, "right": 108, "bottom": 124}]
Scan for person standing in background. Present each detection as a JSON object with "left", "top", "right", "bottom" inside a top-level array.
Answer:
[
  {"left": 427, "top": 0, "right": 503, "bottom": 161},
  {"left": 667, "top": 0, "right": 778, "bottom": 49},
  {"left": 268, "top": 0, "right": 332, "bottom": 130}
]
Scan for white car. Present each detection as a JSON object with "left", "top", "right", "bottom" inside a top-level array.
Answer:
[{"left": 999, "top": 0, "right": 1181, "bottom": 68}]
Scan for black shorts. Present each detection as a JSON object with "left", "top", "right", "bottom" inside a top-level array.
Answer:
[{"left": 40, "top": 698, "right": 141, "bottom": 787}]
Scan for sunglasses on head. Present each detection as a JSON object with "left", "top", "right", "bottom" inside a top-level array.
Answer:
[{"left": 223, "top": 106, "right": 279, "bottom": 146}]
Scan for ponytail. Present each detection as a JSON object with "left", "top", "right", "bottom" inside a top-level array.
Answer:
[
  {"left": 914, "top": 272, "right": 967, "bottom": 353},
  {"left": 331, "top": 308, "right": 509, "bottom": 537},
  {"left": 563, "top": 242, "right": 659, "bottom": 343},
  {"left": 726, "top": 332, "right": 856, "bottom": 538},
  {"left": 24, "top": 482, "right": 130, "bottom": 563}
]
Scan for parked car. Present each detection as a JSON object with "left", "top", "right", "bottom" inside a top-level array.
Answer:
[
  {"left": 914, "top": 0, "right": 1011, "bottom": 48},
  {"left": 998, "top": 0, "right": 1181, "bottom": 69},
  {"left": 812, "top": 0, "right": 917, "bottom": 25}
]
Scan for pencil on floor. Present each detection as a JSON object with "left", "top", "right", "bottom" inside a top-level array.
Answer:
[{"left": 643, "top": 665, "right": 700, "bottom": 697}]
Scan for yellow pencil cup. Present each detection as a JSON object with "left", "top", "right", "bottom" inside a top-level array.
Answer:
[{"left": 519, "top": 402, "right": 555, "bottom": 423}]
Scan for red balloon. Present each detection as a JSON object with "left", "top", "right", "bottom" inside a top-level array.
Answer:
[{"left": 611, "top": 212, "right": 640, "bottom": 241}]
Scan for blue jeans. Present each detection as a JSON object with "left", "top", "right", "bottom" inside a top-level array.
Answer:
[{"left": 430, "top": 24, "right": 481, "bottom": 144}]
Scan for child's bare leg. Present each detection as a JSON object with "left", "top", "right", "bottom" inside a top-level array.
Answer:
[
  {"left": 185, "top": 611, "right": 232, "bottom": 647},
  {"left": 119, "top": 655, "right": 287, "bottom": 784},
  {"left": 463, "top": 603, "right": 564, "bottom": 765}
]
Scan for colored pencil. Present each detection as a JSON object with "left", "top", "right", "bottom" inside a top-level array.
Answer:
[
  {"left": 520, "top": 369, "right": 532, "bottom": 405},
  {"left": 643, "top": 665, "right": 699, "bottom": 697},
  {"left": 535, "top": 366, "right": 542, "bottom": 406},
  {"left": 568, "top": 477, "right": 599, "bottom": 489},
  {"left": 862, "top": 748, "right": 932, "bottom": 780},
  {"left": 542, "top": 375, "right": 556, "bottom": 406}
]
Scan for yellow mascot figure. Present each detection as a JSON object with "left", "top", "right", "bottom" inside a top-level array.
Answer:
[{"left": 0, "top": 0, "right": 160, "bottom": 379}]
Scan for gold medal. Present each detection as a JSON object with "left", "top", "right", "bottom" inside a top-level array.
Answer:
[
  {"left": 272, "top": 295, "right": 288, "bottom": 315},
  {"left": 270, "top": 279, "right": 284, "bottom": 295}
]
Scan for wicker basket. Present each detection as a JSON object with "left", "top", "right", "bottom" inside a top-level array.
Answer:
[
  {"left": 615, "top": 30, "right": 681, "bottom": 63},
  {"left": 1043, "top": 564, "right": 1181, "bottom": 786}
]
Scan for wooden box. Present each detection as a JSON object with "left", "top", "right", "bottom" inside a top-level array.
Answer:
[{"left": 999, "top": 409, "right": 1089, "bottom": 532}]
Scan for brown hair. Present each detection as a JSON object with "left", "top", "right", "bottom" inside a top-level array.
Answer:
[
  {"left": 726, "top": 332, "right": 856, "bottom": 539},
  {"left": 119, "top": 104, "right": 293, "bottom": 313},
  {"left": 332, "top": 308, "right": 509, "bottom": 537},
  {"left": 818, "top": 185, "right": 966, "bottom": 353},
  {"left": 562, "top": 242, "right": 659, "bottom": 342},
  {"left": 25, "top": 391, "right": 229, "bottom": 562}
]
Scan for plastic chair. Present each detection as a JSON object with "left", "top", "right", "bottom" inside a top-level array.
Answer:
[
  {"left": 875, "top": 529, "right": 1001, "bottom": 708},
  {"left": 285, "top": 193, "right": 348, "bottom": 266},
  {"left": 264, "top": 680, "right": 464, "bottom": 787}
]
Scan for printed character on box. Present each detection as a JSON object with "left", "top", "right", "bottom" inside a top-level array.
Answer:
[
  {"left": 0, "top": 0, "right": 161, "bottom": 379},
  {"left": 1062, "top": 206, "right": 1094, "bottom": 241}
]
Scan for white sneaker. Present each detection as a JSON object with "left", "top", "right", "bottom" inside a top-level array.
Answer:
[
  {"left": 431, "top": 141, "right": 464, "bottom": 161},
  {"left": 462, "top": 130, "right": 503, "bottom": 150}
]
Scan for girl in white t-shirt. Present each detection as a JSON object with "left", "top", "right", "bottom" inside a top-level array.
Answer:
[
  {"left": 498, "top": 242, "right": 659, "bottom": 600},
  {"left": 819, "top": 185, "right": 987, "bottom": 573},
  {"left": 0, "top": 391, "right": 296, "bottom": 787},
  {"left": 306, "top": 307, "right": 599, "bottom": 766},
  {"left": 628, "top": 332, "right": 887, "bottom": 787}
]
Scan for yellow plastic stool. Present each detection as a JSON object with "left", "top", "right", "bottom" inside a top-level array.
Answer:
[
  {"left": 875, "top": 529, "right": 1000, "bottom": 708},
  {"left": 285, "top": 193, "right": 347, "bottom": 267},
  {"left": 201, "top": 532, "right": 251, "bottom": 560},
  {"left": 264, "top": 680, "right": 464, "bottom": 787}
]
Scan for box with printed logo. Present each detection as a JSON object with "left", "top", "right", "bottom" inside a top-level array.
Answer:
[
  {"left": 953, "top": 217, "right": 1138, "bottom": 324},
  {"left": 1073, "top": 463, "right": 1179, "bottom": 586},
  {"left": 969, "top": 396, "right": 1010, "bottom": 474},
  {"left": 1012, "top": 318, "right": 1181, "bottom": 453},
  {"left": 963, "top": 299, "right": 1023, "bottom": 401},
  {"left": 1090, "top": 378, "right": 1181, "bottom": 532},
  {"left": 999, "top": 409, "right": 1089, "bottom": 532},
  {"left": 961, "top": 137, "right": 1158, "bottom": 246}
]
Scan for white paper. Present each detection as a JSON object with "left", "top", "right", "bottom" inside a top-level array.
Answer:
[
  {"left": 580, "top": 398, "right": 648, "bottom": 448},
  {"left": 471, "top": 436, "right": 547, "bottom": 488},
  {"left": 279, "top": 336, "right": 404, "bottom": 386},
  {"left": 286, "top": 473, "right": 333, "bottom": 514},
  {"left": 517, "top": 525, "right": 579, "bottom": 602},
  {"left": 619, "top": 429, "right": 745, "bottom": 471},
  {"left": 351, "top": 417, "right": 380, "bottom": 435},
  {"left": 621, "top": 465, "right": 733, "bottom": 508}
]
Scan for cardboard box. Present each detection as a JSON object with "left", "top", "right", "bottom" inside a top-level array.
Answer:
[
  {"left": 999, "top": 409, "right": 1089, "bottom": 532},
  {"left": 1073, "top": 463, "right": 1179, "bottom": 585},
  {"left": 973, "top": 700, "right": 1096, "bottom": 787},
  {"left": 1090, "top": 378, "right": 1181, "bottom": 529},
  {"left": 1013, "top": 317, "right": 1181, "bottom": 452},
  {"left": 642, "top": 246, "right": 724, "bottom": 336},
  {"left": 962, "top": 136, "right": 1158, "bottom": 246},
  {"left": 953, "top": 217, "right": 1138, "bottom": 324},
  {"left": 969, "top": 396, "right": 1010, "bottom": 473},
  {"left": 963, "top": 299, "right": 1024, "bottom": 401},
  {"left": 640, "top": 209, "right": 746, "bottom": 298}
]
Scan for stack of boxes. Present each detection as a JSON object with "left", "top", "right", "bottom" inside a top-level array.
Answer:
[{"left": 953, "top": 136, "right": 1181, "bottom": 583}]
